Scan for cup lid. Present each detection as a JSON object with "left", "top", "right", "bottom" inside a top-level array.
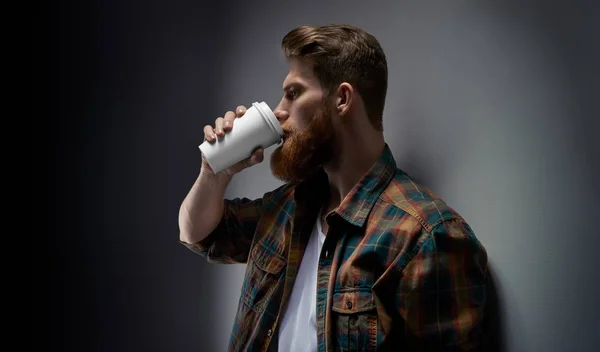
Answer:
[{"left": 253, "top": 102, "right": 284, "bottom": 138}]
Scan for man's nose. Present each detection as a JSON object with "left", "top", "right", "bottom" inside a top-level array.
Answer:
[{"left": 273, "top": 105, "right": 290, "bottom": 124}]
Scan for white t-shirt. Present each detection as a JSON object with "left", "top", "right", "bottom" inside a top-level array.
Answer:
[{"left": 277, "top": 209, "right": 325, "bottom": 352}]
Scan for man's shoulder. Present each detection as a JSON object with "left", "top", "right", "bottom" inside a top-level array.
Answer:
[
  {"left": 262, "top": 181, "right": 297, "bottom": 205},
  {"left": 380, "top": 169, "right": 465, "bottom": 232}
]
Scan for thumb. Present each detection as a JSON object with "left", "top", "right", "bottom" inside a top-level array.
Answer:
[{"left": 248, "top": 148, "right": 264, "bottom": 167}]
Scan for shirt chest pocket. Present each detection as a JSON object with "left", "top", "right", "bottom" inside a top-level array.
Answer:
[
  {"left": 241, "top": 241, "right": 286, "bottom": 313},
  {"left": 332, "top": 288, "right": 379, "bottom": 351}
]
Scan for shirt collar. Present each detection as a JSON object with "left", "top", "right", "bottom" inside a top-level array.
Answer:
[{"left": 294, "top": 143, "right": 397, "bottom": 228}]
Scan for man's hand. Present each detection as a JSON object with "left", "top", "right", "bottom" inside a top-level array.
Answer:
[{"left": 201, "top": 105, "right": 265, "bottom": 177}]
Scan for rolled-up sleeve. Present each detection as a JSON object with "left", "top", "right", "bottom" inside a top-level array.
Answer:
[{"left": 180, "top": 196, "right": 263, "bottom": 264}]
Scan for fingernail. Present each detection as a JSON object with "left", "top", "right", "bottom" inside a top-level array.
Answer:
[
  {"left": 217, "top": 129, "right": 223, "bottom": 134},
  {"left": 224, "top": 121, "right": 231, "bottom": 128},
  {"left": 211, "top": 134, "right": 216, "bottom": 140}
]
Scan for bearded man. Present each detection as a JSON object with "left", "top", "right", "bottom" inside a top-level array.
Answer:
[{"left": 179, "top": 24, "right": 488, "bottom": 352}]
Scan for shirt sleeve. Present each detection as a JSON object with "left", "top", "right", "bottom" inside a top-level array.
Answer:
[
  {"left": 398, "top": 218, "right": 488, "bottom": 351},
  {"left": 180, "top": 196, "right": 263, "bottom": 264}
]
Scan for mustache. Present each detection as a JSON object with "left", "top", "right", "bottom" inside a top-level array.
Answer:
[{"left": 281, "top": 128, "right": 294, "bottom": 141}]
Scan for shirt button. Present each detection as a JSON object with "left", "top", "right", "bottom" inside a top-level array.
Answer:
[
  {"left": 346, "top": 301, "right": 353, "bottom": 309},
  {"left": 267, "top": 329, "right": 272, "bottom": 337}
]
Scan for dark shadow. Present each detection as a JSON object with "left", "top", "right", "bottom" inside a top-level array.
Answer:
[{"left": 482, "top": 264, "right": 505, "bottom": 352}]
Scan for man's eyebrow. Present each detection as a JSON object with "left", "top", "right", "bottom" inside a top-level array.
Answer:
[{"left": 283, "top": 81, "right": 304, "bottom": 91}]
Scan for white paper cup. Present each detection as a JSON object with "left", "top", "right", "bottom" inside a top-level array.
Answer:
[{"left": 199, "top": 102, "right": 284, "bottom": 174}]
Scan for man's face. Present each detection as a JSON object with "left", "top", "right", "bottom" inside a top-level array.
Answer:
[{"left": 271, "top": 59, "right": 336, "bottom": 183}]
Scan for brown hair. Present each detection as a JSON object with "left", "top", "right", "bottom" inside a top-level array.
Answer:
[{"left": 282, "top": 24, "right": 388, "bottom": 131}]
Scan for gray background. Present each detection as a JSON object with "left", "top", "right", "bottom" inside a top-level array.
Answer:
[{"left": 47, "top": 0, "right": 600, "bottom": 351}]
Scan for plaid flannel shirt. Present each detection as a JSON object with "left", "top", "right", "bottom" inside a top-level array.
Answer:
[{"left": 182, "top": 144, "right": 488, "bottom": 351}]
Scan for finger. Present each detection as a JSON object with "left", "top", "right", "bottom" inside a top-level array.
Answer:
[
  {"left": 234, "top": 148, "right": 263, "bottom": 172},
  {"left": 223, "top": 111, "right": 236, "bottom": 131},
  {"left": 235, "top": 105, "right": 247, "bottom": 118},
  {"left": 203, "top": 125, "right": 216, "bottom": 142},
  {"left": 214, "top": 117, "right": 225, "bottom": 137},
  {"left": 249, "top": 148, "right": 264, "bottom": 165}
]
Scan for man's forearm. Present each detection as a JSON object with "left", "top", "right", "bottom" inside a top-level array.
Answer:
[{"left": 178, "top": 172, "right": 233, "bottom": 244}]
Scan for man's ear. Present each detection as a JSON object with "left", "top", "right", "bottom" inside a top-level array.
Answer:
[{"left": 335, "top": 82, "right": 353, "bottom": 117}]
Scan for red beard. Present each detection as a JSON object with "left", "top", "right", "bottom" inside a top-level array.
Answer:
[{"left": 270, "top": 100, "right": 335, "bottom": 183}]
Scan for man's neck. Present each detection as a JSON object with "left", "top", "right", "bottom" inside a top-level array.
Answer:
[{"left": 322, "top": 132, "right": 385, "bottom": 212}]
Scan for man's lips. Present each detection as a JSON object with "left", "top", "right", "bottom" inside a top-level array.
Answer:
[{"left": 278, "top": 132, "right": 289, "bottom": 146}]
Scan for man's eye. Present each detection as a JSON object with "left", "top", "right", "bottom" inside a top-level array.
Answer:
[{"left": 286, "top": 90, "right": 298, "bottom": 100}]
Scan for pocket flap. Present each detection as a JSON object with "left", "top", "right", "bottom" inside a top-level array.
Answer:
[
  {"left": 332, "top": 288, "right": 376, "bottom": 314},
  {"left": 251, "top": 241, "right": 286, "bottom": 274}
]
